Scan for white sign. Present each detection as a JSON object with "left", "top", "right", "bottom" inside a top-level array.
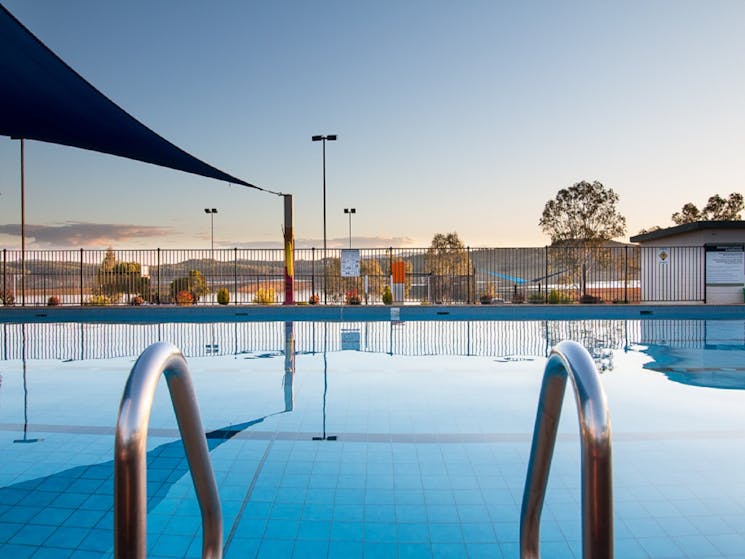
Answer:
[
  {"left": 657, "top": 248, "right": 670, "bottom": 264},
  {"left": 340, "top": 249, "right": 360, "bottom": 277},
  {"left": 706, "top": 249, "right": 745, "bottom": 285}
]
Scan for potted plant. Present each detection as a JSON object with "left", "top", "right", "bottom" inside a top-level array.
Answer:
[
  {"left": 47, "top": 295, "right": 61, "bottom": 306},
  {"left": 175, "top": 290, "right": 195, "bottom": 305},
  {"left": 309, "top": 294, "right": 320, "bottom": 305},
  {"left": 217, "top": 287, "right": 230, "bottom": 305},
  {"left": 382, "top": 285, "right": 393, "bottom": 305},
  {"left": 130, "top": 295, "right": 144, "bottom": 306},
  {"left": 479, "top": 284, "right": 495, "bottom": 304},
  {"left": 346, "top": 288, "right": 361, "bottom": 305}
]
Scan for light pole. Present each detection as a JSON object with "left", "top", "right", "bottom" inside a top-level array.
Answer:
[
  {"left": 203, "top": 208, "right": 218, "bottom": 251},
  {"left": 344, "top": 208, "right": 356, "bottom": 249},
  {"left": 204, "top": 208, "right": 217, "bottom": 296},
  {"left": 312, "top": 134, "right": 337, "bottom": 304}
]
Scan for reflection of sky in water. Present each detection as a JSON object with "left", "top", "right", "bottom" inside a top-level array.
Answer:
[{"left": 2, "top": 319, "right": 745, "bottom": 557}]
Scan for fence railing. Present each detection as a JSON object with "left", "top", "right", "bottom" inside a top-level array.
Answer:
[{"left": 0, "top": 245, "right": 704, "bottom": 306}]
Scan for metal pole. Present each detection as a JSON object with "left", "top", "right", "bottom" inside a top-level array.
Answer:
[
  {"left": 311, "top": 247, "right": 315, "bottom": 300},
  {"left": 283, "top": 194, "right": 295, "bottom": 305},
  {"left": 157, "top": 248, "right": 161, "bottom": 305},
  {"left": 467, "top": 246, "right": 471, "bottom": 304},
  {"left": 20, "top": 139, "right": 25, "bottom": 307},
  {"left": 624, "top": 245, "right": 629, "bottom": 303},
  {"left": 79, "top": 248, "right": 84, "bottom": 306},
  {"left": 322, "top": 139, "right": 327, "bottom": 304},
  {"left": 348, "top": 210, "right": 352, "bottom": 248},
  {"left": 313, "top": 134, "right": 336, "bottom": 303},
  {"left": 520, "top": 340, "right": 613, "bottom": 558},
  {"left": 115, "top": 343, "right": 223, "bottom": 559}
]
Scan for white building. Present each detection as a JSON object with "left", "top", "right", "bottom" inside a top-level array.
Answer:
[{"left": 630, "top": 221, "right": 745, "bottom": 304}]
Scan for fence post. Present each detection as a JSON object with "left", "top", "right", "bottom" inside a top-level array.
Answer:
[
  {"left": 79, "top": 248, "right": 84, "bottom": 306},
  {"left": 233, "top": 248, "right": 238, "bottom": 305},
  {"left": 467, "top": 246, "right": 471, "bottom": 304},
  {"left": 388, "top": 247, "right": 393, "bottom": 282},
  {"left": 624, "top": 245, "right": 628, "bottom": 303},
  {"left": 311, "top": 247, "right": 315, "bottom": 300},
  {"left": 545, "top": 245, "right": 549, "bottom": 303},
  {"left": 157, "top": 248, "right": 161, "bottom": 305},
  {"left": 2, "top": 249, "right": 5, "bottom": 302}
]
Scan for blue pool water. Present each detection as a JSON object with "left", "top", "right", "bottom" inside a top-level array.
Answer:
[{"left": 1, "top": 318, "right": 745, "bottom": 558}]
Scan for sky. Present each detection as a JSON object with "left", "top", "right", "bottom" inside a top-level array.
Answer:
[{"left": 0, "top": 0, "right": 743, "bottom": 250}]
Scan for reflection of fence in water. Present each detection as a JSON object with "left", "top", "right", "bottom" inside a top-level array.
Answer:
[{"left": 1, "top": 320, "right": 643, "bottom": 362}]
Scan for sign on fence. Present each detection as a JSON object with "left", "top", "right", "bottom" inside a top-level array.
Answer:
[{"left": 341, "top": 249, "right": 360, "bottom": 277}]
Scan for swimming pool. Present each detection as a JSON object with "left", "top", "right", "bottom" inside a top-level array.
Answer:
[{"left": 1, "top": 316, "right": 745, "bottom": 558}]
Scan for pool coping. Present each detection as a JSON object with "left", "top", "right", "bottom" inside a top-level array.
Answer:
[{"left": 1, "top": 303, "right": 744, "bottom": 323}]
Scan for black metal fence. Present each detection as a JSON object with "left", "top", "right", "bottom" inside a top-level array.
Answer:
[{"left": 0, "top": 245, "right": 706, "bottom": 306}]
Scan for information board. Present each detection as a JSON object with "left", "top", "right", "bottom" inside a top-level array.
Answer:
[
  {"left": 340, "top": 249, "right": 360, "bottom": 277},
  {"left": 706, "top": 247, "right": 745, "bottom": 285}
]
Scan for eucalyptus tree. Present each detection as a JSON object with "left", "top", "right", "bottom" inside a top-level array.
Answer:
[{"left": 539, "top": 181, "right": 627, "bottom": 300}]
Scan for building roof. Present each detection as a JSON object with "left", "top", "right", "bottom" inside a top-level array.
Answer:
[{"left": 630, "top": 221, "right": 745, "bottom": 243}]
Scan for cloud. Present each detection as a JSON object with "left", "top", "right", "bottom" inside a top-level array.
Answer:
[
  {"left": 0, "top": 222, "right": 174, "bottom": 248},
  {"left": 226, "top": 236, "right": 420, "bottom": 249}
]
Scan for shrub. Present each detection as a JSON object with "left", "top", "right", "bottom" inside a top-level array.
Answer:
[
  {"left": 1, "top": 290, "right": 15, "bottom": 306},
  {"left": 253, "top": 287, "right": 275, "bottom": 304},
  {"left": 511, "top": 292, "right": 525, "bottom": 304},
  {"left": 479, "top": 284, "right": 495, "bottom": 304},
  {"left": 547, "top": 289, "right": 573, "bottom": 304},
  {"left": 47, "top": 296, "right": 61, "bottom": 306},
  {"left": 309, "top": 294, "right": 320, "bottom": 305},
  {"left": 130, "top": 295, "right": 144, "bottom": 306},
  {"left": 175, "top": 290, "right": 195, "bottom": 305},
  {"left": 527, "top": 292, "right": 545, "bottom": 304},
  {"left": 217, "top": 287, "right": 230, "bottom": 305},
  {"left": 86, "top": 294, "right": 112, "bottom": 306},
  {"left": 382, "top": 285, "right": 393, "bottom": 305}
]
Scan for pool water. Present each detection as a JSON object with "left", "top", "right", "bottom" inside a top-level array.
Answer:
[{"left": 1, "top": 319, "right": 745, "bottom": 558}]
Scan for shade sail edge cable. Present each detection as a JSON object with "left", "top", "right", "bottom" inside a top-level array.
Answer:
[{"left": 0, "top": 4, "right": 282, "bottom": 196}]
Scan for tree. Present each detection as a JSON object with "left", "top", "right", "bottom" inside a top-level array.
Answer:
[
  {"left": 671, "top": 193, "right": 744, "bottom": 224},
  {"left": 539, "top": 181, "right": 627, "bottom": 300},
  {"left": 539, "top": 181, "right": 626, "bottom": 244},
  {"left": 425, "top": 232, "right": 471, "bottom": 302},
  {"left": 95, "top": 250, "right": 150, "bottom": 303}
]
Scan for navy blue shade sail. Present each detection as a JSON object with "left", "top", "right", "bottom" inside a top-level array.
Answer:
[{"left": 0, "top": 4, "right": 266, "bottom": 192}]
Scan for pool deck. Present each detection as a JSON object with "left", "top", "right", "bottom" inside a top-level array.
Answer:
[{"left": 1, "top": 303, "right": 744, "bottom": 323}]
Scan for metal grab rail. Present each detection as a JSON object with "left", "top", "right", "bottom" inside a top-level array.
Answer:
[
  {"left": 115, "top": 342, "right": 222, "bottom": 559},
  {"left": 520, "top": 340, "right": 613, "bottom": 559}
]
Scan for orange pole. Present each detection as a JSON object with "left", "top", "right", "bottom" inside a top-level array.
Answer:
[{"left": 283, "top": 195, "right": 295, "bottom": 304}]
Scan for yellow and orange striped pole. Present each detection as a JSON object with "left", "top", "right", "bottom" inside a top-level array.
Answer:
[{"left": 283, "top": 194, "right": 295, "bottom": 304}]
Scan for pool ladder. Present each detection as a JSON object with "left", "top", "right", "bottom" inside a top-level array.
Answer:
[
  {"left": 111, "top": 340, "right": 609, "bottom": 559},
  {"left": 114, "top": 342, "right": 222, "bottom": 559},
  {"left": 521, "top": 340, "right": 614, "bottom": 558}
]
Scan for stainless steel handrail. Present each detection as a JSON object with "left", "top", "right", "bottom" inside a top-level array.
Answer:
[
  {"left": 520, "top": 340, "right": 613, "bottom": 559},
  {"left": 115, "top": 342, "right": 222, "bottom": 559}
]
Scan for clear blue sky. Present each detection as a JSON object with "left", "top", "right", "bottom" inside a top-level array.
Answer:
[{"left": 1, "top": 0, "right": 743, "bottom": 250}]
